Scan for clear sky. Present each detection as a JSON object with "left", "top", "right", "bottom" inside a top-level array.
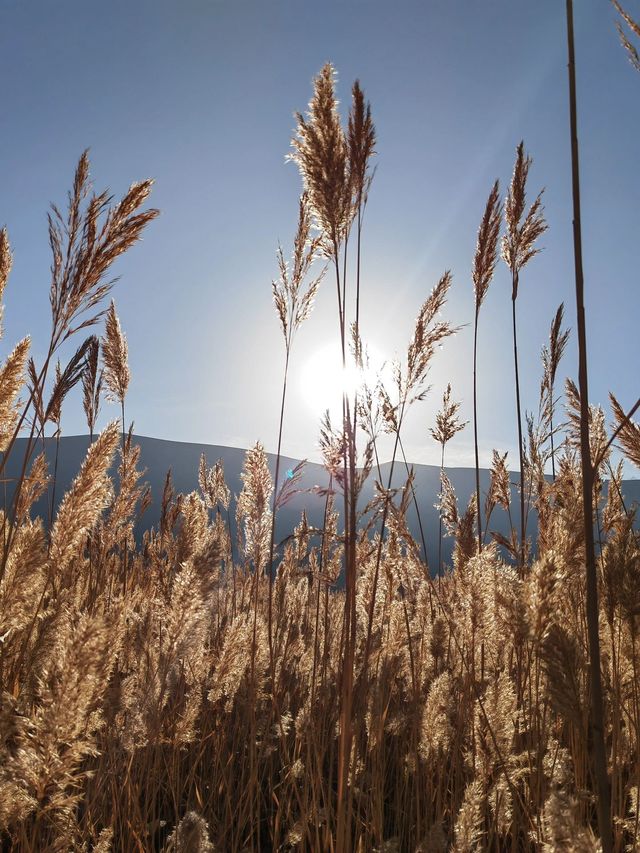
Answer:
[{"left": 0, "top": 0, "right": 638, "bottom": 467}]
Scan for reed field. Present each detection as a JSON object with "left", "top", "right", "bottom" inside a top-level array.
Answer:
[{"left": 2, "top": 4, "right": 640, "bottom": 851}]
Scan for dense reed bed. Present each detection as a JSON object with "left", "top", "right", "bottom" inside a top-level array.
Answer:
[{"left": 2, "top": 7, "right": 640, "bottom": 849}]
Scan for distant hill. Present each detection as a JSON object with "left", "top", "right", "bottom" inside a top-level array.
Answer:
[{"left": 2, "top": 434, "right": 639, "bottom": 573}]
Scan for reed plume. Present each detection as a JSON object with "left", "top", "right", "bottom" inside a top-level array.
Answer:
[
  {"left": 540, "top": 303, "right": 570, "bottom": 478},
  {"left": 290, "top": 63, "right": 351, "bottom": 257},
  {"left": 0, "top": 227, "right": 12, "bottom": 337},
  {"left": 102, "top": 300, "right": 130, "bottom": 413},
  {"left": 48, "top": 420, "right": 119, "bottom": 579},
  {"left": 613, "top": 0, "right": 640, "bottom": 71},
  {"left": 0, "top": 337, "right": 30, "bottom": 453},
  {"left": 82, "top": 336, "right": 102, "bottom": 442},
  {"left": 502, "top": 141, "right": 547, "bottom": 568},
  {"left": 48, "top": 152, "right": 159, "bottom": 350},
  {"left": 0, "top": 60, "right": 636, "bottom": 853},
  {"left": 431, "top": 383, "right": 467, "bottom": 573},
  {"left": 472, "top": 180, "right": 501, "bottom": 550}
]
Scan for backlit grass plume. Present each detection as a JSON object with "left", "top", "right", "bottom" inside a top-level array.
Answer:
[
  {"left": 0, "top": 337, "right": 30, "bottom": 453},
  {"left": 290, "top": 63, "right": 351, "bottom": 255},
  {"left": 102, "top": 300, "right": 130, "bottom": 407},
  {"left": 82, "top": 335, "right": 102, "bottom": 442},
  {"left": 540, "top": 303, "right": 570, "bottom": 478},
  {"left": 0, "top": 61, "right": 637, "bottom": 853},
  {"left": 472, "top": 180, "right": 501, "bottom": 549},
  {"left": 431, "top": 384, "right": 467, "bottom": 572},
  {"left": 613, "top": 0, "right": 640, "bottom": 72},
  {"left": 48, "top": 151, "right": 159, "bottom": 350},
  {"left": 48, "top": 420, "right": 119, "bottom": 580},
  {"left": 610, "top": 391, "right": 640, "bottom": 470},
  {"left": 272, "top": 193, "right": 324, "bottom": 355},
  {"left": 348, "top": 79, "right": 376, "bottom": 218},
  {"left": 502, "top": 141, "right": 547, "bottom": 568},
  {"left": 0, "top": 227, "right": 12, "bottom": 336},
  {"left": 44, "top": 153, "right": 156, "bottom": 385}
]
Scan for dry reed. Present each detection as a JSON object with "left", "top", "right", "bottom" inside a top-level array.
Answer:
[{"left": 0, "top": 53, "right": 637, "bottom": 853}]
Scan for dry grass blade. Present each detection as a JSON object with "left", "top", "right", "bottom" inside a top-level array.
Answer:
[
  {"left": 565, "top": 377, "right": 582, "bottom": 443},
  {"left": 275, "top": 459, "right": 307, "bottom": 510},
  {"left": 540, "top": 304, "right": 570, "bottom": 476},
  {"left": 319, "top": 409, "right": 346, "bottom": 485},
  {"left": 15, "top": 452, "right": 49, "bottom": 521}
]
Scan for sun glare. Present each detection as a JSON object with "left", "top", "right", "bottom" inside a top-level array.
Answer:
[{"left": 300, "top": 340, "right": 388, "bottom": 421}]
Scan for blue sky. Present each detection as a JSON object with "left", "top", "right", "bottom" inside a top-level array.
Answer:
[{"left": 0, "top": 0, "right": 638, "bottom": 467}]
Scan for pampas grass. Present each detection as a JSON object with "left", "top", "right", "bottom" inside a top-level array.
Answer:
[{"left": 0, "top": 51, "right": 638, "bottom": 853}]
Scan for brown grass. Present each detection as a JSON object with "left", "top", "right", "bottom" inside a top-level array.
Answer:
[{"left": 0, "top": 55, "right": 638, "bottom": 853}]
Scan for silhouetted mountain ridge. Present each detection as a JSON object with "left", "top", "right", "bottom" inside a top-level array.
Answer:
[{"left": 4, "top": 434, "right": 639, "bottom": 572}]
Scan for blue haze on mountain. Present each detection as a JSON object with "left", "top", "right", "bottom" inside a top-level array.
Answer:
[{"left": 5, "top": 435, "right": 639, "bottom": 574}]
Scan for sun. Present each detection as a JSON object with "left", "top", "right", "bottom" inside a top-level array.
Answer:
[{"left": 299, "top": 340, "right": 387, "bottom": 422}]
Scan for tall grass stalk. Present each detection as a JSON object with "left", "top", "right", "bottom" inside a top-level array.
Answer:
[
  {"left": 472, "top": 180, "right": 501, "bottom": 553},
  {"left": 565, "top": 1, "right": 613, "bottom": 847},
  {"left": 502, "top": 143, "right": 547, "bottom": 569}
]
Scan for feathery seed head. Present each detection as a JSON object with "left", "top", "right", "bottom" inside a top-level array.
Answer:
[
  {"left": 237, "top": 442, "right": 273, "bottom": 571},
  {"left": 49, "top": 420, "right": 120, "bottom": 576},
  {"left": 540, "top": 303, "right": 569, "bottom": 422},
  {"left": 485, "top": 450, "right": 511, "bottom": 519},
  {"left": 48, "top": 152, "right": 158, "bottom": 349},
  {"left": 613, "top": 1, "right": 640, "bottom": 72},
  {"left": 272, "top": 192, "right": 325, "bottom": 349},
  {"left": 0, "top": 336, "right": 30, "bottom": 452},
  {"left": 199, "top": 454, "right": 231, "bottom": 511},
  {"left": 406, "top": 271, "right": 456, "bottom": 394},
  {"left": 501, "top": 142, "right": 547, "bottom": 298},
  {"left": 348, "top": 79, "right": 376, "bottom": 207},
  {"left": 290, "top": 63, "right": 351, "bottom": 253},
  {"left": 46, "top": 335, "right": 96, "bottom": 427},
  {"left": 162, "top": 811, "right": 214, "bottom": 852},
  {"left": 473, "top": 180, "right": 502, "bottom": 311},
  {"left": 610, "top": 392, "right": 640, "bottom": 470},
  {"left": 430, "top": 383, "right": 467, "bottom": 447},
  {"left": 0, "top": 227, "right": 12, "bottom": 303},
  {"left": 102, "top": 300, "right": 130, "bottom": 404},
  {"left": 82, "top": 335, "right": 102, "bottom": 436}
]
